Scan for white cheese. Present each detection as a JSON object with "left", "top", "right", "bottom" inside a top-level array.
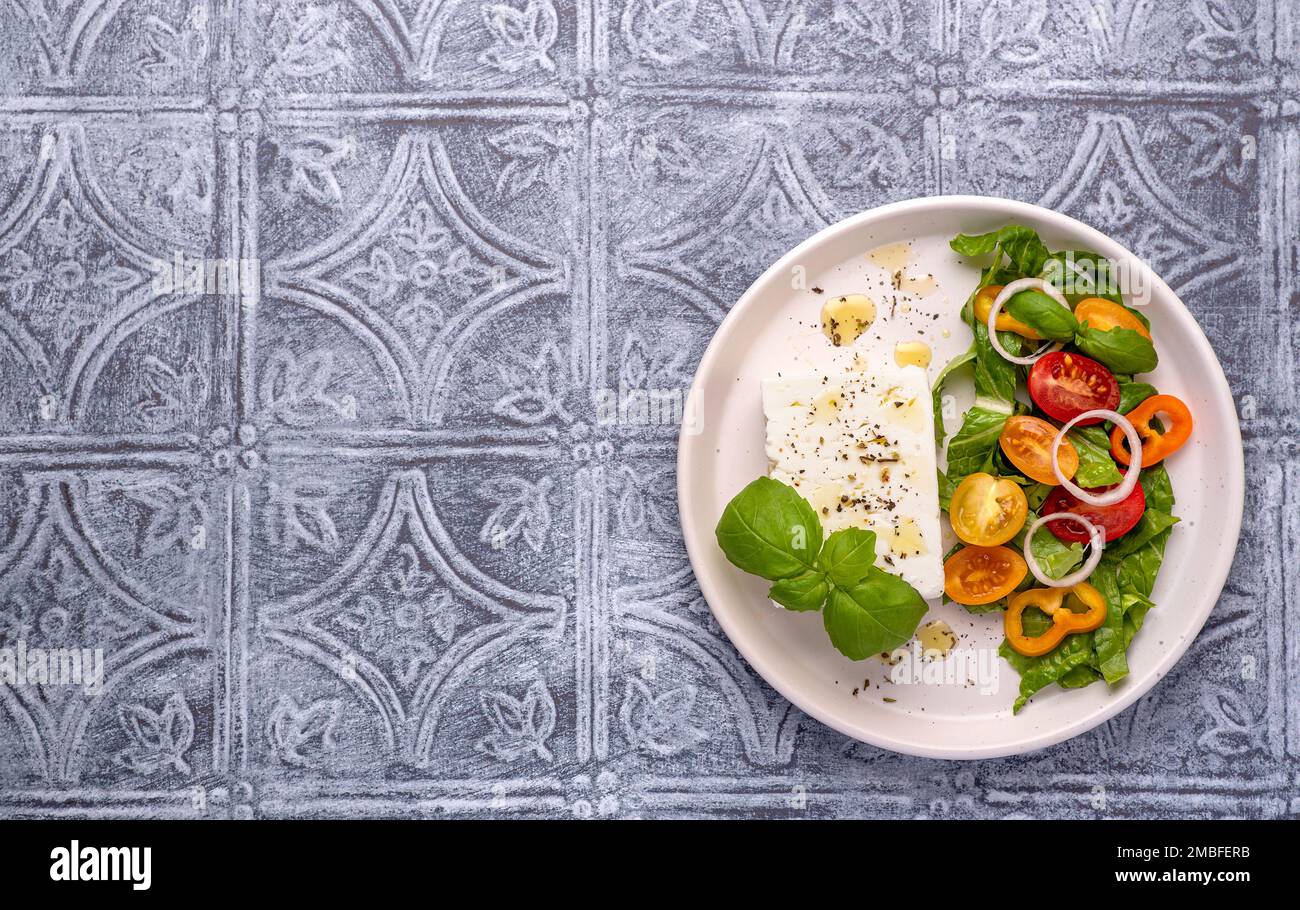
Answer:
[{"left": 761, "top": 366, "right": 944, "bottom": 600}]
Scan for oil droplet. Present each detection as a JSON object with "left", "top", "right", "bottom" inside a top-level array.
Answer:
[
  {"left": 886, "top": 517, "right": 926, "bottom": 557},
  {"left": 894, "top": 340, "right": 932, "bottom": 369},
  {"left": 898, "top": 273, "right": 939, "bottom": 297},
  {"left": 918, "top": 620, "right": 957, "bottom": 658},
  {"left": 821, "top": 294, "right": 876, "bottom": 346},
  {"left": 811, "top": 484, "right": 841, "bottom": 516},
  {"left": 867, "top": 242, "right": 911, "bottom": 272},
  {"left": 810, "top": 387, "right": 842, "bottom": 423}
]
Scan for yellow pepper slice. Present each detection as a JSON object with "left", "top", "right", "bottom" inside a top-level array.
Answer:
[{"left": 1004, "top": 582, "right": 1108, "bottom": 657}]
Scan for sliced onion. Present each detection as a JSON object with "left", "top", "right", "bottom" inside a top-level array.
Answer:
[
  {"left": 985, "top": 278, "right": 1071, "bottom": 366},
  {"left": 1051, "top": 409, "right": 1141, "bottom": 506},
  {"left": 1023, "top": 511, "right": 1104, "bottom": 588}
]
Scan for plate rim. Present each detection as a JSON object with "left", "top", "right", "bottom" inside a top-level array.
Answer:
[{"left": 676, "top": 193, "right": 1246, "bottom": 760}]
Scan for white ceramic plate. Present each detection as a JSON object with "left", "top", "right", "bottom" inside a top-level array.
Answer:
[{"left": 677, "top": 195, "right": 1244, "bottom": 759}]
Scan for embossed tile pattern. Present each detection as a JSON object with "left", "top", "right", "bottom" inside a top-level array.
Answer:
[{"left": 0, "top": 0, "right": 1295, "bottom": 818}]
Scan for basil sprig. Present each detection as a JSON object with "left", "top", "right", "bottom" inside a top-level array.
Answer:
[
  {"left": 1004, "top": 289, "right": 1078, "bottom": 341},
  {"left": 715, "top": 477, "right": 927, "bottom": 660},
  {"left": 1074, "top": 324, "right": 1158, "bottom": 374}
]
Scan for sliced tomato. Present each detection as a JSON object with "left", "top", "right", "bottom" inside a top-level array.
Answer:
[
  {"left": 943, "top": 545, "right": 1028, "bottom": 606},
  {"left": 949, "top": 472, "right": 1028, "bottom": 546},
  {"left": 1074, "top": 297, "right": 1151, "bottom": 340},
  {"left": 1028, "top": 352, "right": 1120, "bottom": 426},
  {"left": 1041, "top": 480, "right": 1146, "bottom": 543},
  {"left": 999, "top": 415, "right": 1078, "bottom": 485}
]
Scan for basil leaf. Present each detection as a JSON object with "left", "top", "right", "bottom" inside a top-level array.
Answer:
[
  {"left": 972, "top": 320, "right": 1022, "bottom": 403},
  {"left": 1039, "top": 250, "right": 1124, "bottom": 306},
  {"left": 945, "top": 406, "right": 1008, "bottom": 480},
  {"left": 1069, "top": 425, "right": 1123, "bottom": 488},
  {"left": 715, "top": 477, "right": 822, "bottom": 580},
  {"left": 823, "top": 569, "right": 928, "bottom": 660},
  {"left": 931, "top": 343, "right": 975, "bottom": 445},
  {"left": 1004, "top": 289, "right": 1078, "bottom": 341},
  {"left": 1116, "top": 378, "right": 1157, "bottom": 415},
  {"left": 769, "top": 571, "right": 830, "bottom": 612},
  {"left": 816, "top": 528, "right": 877, "bottom": 587},
  {"left": 1075, "top": 325, "right": 1158, "bottom": 374},
  {"left": 951, "top": 225, "right": 1049, "bottom": 277}
]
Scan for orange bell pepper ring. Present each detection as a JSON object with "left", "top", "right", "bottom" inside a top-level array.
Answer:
[
  {"left": 1110, "top": 394, "right": 1193, "bottom": 468},
  {"left": 1005, "top": 582, "right": 1108, "bottom": 657}
]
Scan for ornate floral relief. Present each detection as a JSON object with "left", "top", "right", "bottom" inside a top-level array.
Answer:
[
  {"left": 262, "top": 134, "right": 357, "bottom": 207},
  {"left": 135, "top": 355, "right": 211, "bottom": 432},
  {"left": 267, "top": 695, "right": 343, "bottom": 768},
  {"left": 964, "top": 113, "right": 1040, "bottom": 184},
  {"left": 262, "top": 472, "right": 343, "bottom": 554},
  {"left": 808, "top": 123, "right": 911, "bottom": 189},
  {"left": 1143, "top": 112, "right": 1255, "bottom": 188},
  {"left": 264, "top": 2, "right": 350, "bottom": 79},
  {"left": 1186, "top": 0, "right": 1257, "bottom": 62},
  {"left": 1197, "top": 686, "right": 1269, "bottom": 758},
  {"left": 259, "top": 347, "right": 357, "bottom": 428},
  {"left": 618, "top": 677, "right": 707, "bottom": 756},
  {"left": 488, "top": 125, "right": 570, "bottom": 198},
  {"left": 343, "top": 197, "right": 504, "bottom": 352},
  {"left": 491, "top": 338, "right": 571, "bottom": 426},
  {"left": 978, "top": 0, "right": 1048, "bottom": 64},
  {"left": 620, "top": 0, "right": 710, "bottom": 66},
  {"left": 328, "top": 542, "right": 485, "bottom": 688},
  {"left": 825, "top": 0, "right": 904, "bottom": 61},
  {"left": 615, "top": 465, "right": 677, "bottom": 540},
  {"left": 135, "top": 10, "right": 211, "bottom": 87},
  {"left": 0, "top": 196, "right": 143, "bottom": 361},
  {"left": 116, "top": 692, "right": 195, "bottom": 777},
  {"left": 479, "top": 0, "right": 560, "bottom": 72},
  {"left": 115, "top": 138, "right": 213, "bottom": 220},
  {"left": 476, "top": 678, "right": 557, "bottom": 762},
  {"left": 479, "top": 475, "right": 554, "bottom": 553},
  {"left": 111, "top": 475, "right": 211, "bottom": 570}
]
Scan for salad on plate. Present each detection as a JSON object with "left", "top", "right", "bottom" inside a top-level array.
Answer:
[{"left": 713, "top": 223, "right": 1194, "bottom": 712}]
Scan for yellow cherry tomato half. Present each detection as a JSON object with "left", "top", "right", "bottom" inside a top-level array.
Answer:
[
  {"left": 943, "top": 545, "right": 1029, "bottom": 606},
  {"left": 949, "top": 472, "right": 1029, "bottom": 546},
  {"left": 973, "top": 285, "right": 1043, "bottom": 341},
  {"left": 1074, "top": 297, "right": 1151, "bottom": 340},
  {"left": 999, "top": 415, "right": 1079, "bottom": 485}
]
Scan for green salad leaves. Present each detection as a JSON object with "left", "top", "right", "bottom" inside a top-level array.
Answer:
[
  {"left": 715, "top": 477, "right": 927, "bottom": 660},
  {"left": 946, "top": 223, "right": 1179, "bottom": 712}
]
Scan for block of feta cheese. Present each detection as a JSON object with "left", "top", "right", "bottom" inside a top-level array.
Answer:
[{"left": 761, "top": 366, "right": 944, "bottom": 600}]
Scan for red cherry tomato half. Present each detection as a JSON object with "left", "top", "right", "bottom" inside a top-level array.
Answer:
[
  {"left": 1041, "top": 480, "right": 1146, "bottom": 543},
  {"left": 1028, "top": 352, "right": 1120, "bottom": 427}
]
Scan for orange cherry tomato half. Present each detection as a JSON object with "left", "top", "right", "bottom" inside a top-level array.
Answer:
[
  {"left": 973, "top": 285, "right": 1043, "bottom": 340},
  {"left": 1111, "top": 394, "right": 1193, "bottom": 467},
  {"left": 999, "top": 415, "right": 1079, "bottom": 485},
  {"left": 1074, "top": 297, "right": 1151, "bottom": 340},
  {"left": 949, "top": 472, "right": 1028, "bottom": 546},
  {"left": 944, "top": 545, "right": 1029, "bottom": 606}
]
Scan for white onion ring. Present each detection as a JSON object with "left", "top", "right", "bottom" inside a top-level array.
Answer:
[
  {"left": 985, "top": 278, "right": 1071, "bottom": 366},
  {"left": 1023, "top": 511, "right": 1104, "bottom": 588},
  {"left": 1051, "top": 409, "right": 1141, "bottom": 506}
]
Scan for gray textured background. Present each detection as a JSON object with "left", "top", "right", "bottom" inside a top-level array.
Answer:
[{"left": 0, "top": 0, "right": 1294, "bottom": 819}]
